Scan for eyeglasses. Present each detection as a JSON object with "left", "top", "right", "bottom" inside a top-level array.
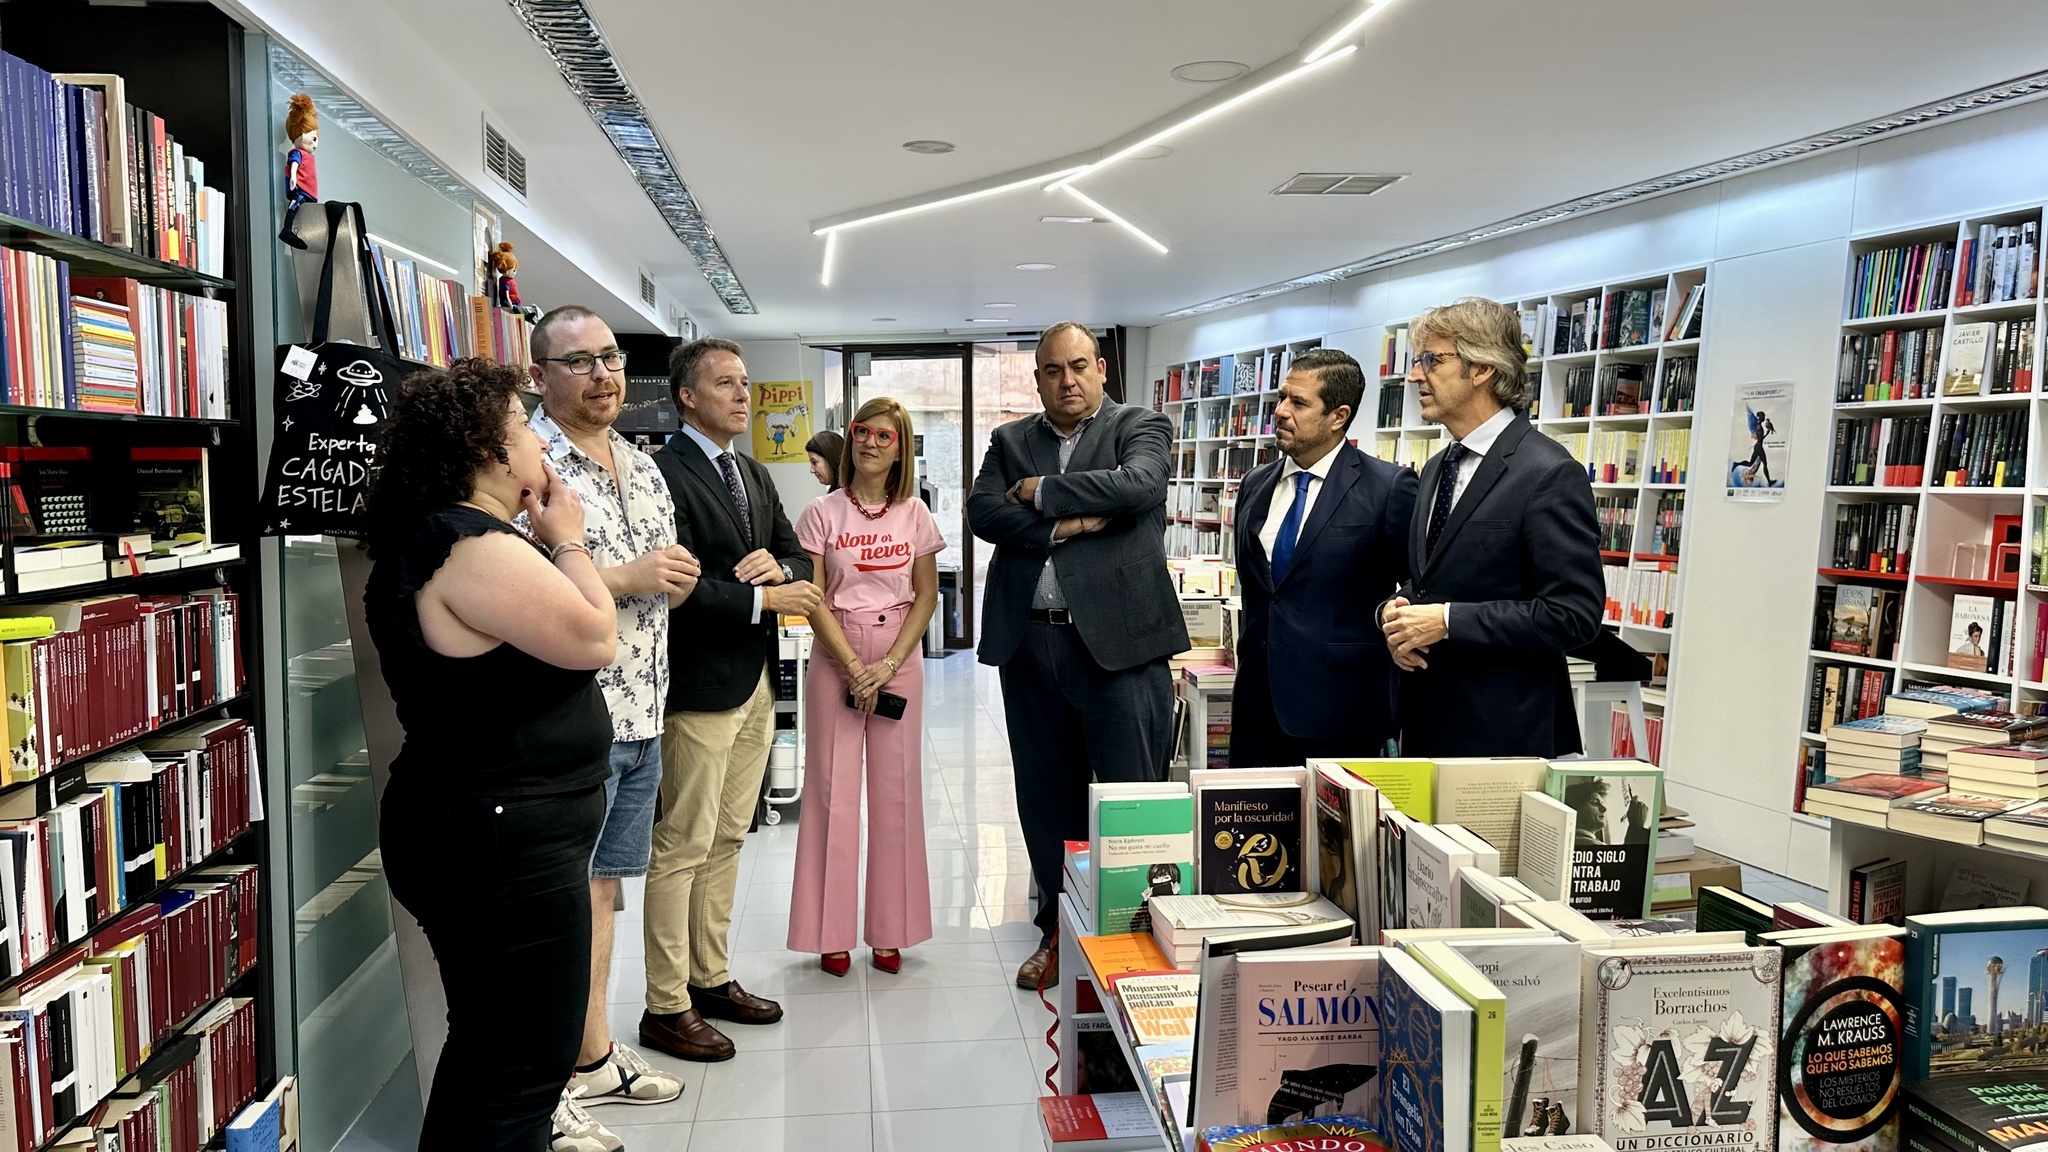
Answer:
[
  {"left": 539, "top": 349, "right": 627, "bottom": 375},
  {"left": 849, "top": 422, "right": 899, "bottom": 448},
  {"left": 1413, "top": 350, "right": 1460, "bottom": 373}
]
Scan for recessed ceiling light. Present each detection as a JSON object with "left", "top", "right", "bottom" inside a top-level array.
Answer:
[
  {"left": 1131, "top": 145, "right": 1174, "bottom": 160},
  {"left": 967, "top": 318, "right": 1011, "bottom": 323},
  {"left": 983, "top": 302, "right": 1018, "bottom": 309},
  {"left": 1171, "top": 60, "right": 1249, "bottom": 84},
  {"left": 902, "top": 139, "right": 956, "bottom": 154},
  {"left": 872, "top": 317, "right": 897, "bottom": 322},
  {"left": 1040, "top": 215, "right": 1098, "bottom": 224},
  {"left": 1015, "top": 262, "right": 1056, "bottom": 271}
]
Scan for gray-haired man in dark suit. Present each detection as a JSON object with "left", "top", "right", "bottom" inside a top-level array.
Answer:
[{"left": 968, "top": 322, "right": 1189, "bottom": 990}]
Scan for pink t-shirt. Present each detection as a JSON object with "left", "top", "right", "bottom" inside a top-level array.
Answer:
[{"left": 795, "top": 490, "right": 946, "bottom": 615}]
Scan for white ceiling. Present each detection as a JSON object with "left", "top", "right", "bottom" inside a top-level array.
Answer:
[{"left": 379, "top": 0, "right": 2048, "bottom": 340}]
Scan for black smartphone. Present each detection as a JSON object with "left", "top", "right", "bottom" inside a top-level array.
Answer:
[{"left": 846, "top": 690, "right": 909, "bottom": 720}]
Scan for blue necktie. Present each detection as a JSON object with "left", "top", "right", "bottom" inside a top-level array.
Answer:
[
  {"left": 1427, "top": 443, "right": 1469, "bottom": 554},
  {"left": 1270, "top": 471, "right": 1312, "bottom": 584}
]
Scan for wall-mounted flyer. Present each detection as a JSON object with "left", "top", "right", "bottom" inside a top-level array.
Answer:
[{"left": 1727, "top": 382, "right": 1792, "bottom": 503}]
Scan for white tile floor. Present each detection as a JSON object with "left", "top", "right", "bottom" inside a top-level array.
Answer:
[{"left": 335, "top": 652, "right": 1829, "bottom": 1152}]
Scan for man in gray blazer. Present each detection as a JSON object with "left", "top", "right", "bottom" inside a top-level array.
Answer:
[{"left": 969, "top": 322, "right": 1189, "bottom": 989}]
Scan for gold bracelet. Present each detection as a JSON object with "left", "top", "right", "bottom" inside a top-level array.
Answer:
[{"left": 549, "top": 542, "right": 590, "bottom": 562}]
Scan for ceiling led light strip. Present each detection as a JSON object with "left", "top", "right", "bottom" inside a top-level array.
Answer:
[
  {"left": 1165, "top": 68, "right": 2048, "bottom": 318},
  {"left": 819, "top": 230, "right": 838, "bottom": 287},
  {"left": 503, "top": 0, "right": 756, "bottom": 315},
  {"left": 1060, "top": 187, "right": 1168, "bottom": 255},
  {"left": 1046, "top": 45, "right": 1356, "bottom": 193},
  {"left": 1303, "top": 1, "right": 1389, "bottom": 63},
  {"left": 813, "top": 167, "right": 1087, "bottom": 236}
]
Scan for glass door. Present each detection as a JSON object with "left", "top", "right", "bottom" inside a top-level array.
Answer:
[
  {"left": 971, "top": 343, "right": 1046, "bottom": 640},
  {"left": 853, "top": 347, "right": 973, "bottom": 646}
]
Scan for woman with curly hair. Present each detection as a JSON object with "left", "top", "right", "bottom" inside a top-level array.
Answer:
[{"left": 364, "top": 358, "right": 621, "bottom": 1151}]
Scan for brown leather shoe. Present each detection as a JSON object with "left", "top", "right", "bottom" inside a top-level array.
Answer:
[
  {"left": 638, "top": 1008, "right": 735, "bottom": 1062},
  {"left": 1016, "top": 946, "right": 1057, "bottom": 991},
  {"left": 689, "top": 979, "right": 784, "bottom": 1025}
]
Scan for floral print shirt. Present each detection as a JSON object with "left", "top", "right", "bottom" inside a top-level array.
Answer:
[{"left": 529, "top": 408, "right": 676, "bottom": 742}]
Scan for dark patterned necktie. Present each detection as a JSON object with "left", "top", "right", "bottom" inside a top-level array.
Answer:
[
  {"left": 1426, "top": 443, "right": 1469, "bottom": 554},
  {"left": 716, "top": 452, "right": 754, "bottom": 546}
]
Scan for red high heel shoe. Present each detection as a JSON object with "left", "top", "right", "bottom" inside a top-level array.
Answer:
[
  {"left": 820, "top": 952, "right": 851, "bottom": 977},
  {"left": 871, "top": 949, "right": 902, "bottom": 975}
]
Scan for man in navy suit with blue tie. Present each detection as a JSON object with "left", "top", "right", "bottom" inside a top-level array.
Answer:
[{"left": 1231, "top": 349, "right": 1418, "bottom": 767}]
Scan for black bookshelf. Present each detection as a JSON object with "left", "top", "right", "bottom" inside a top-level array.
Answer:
[{"left": 0, "top": 211, "right": 232, "bottom": 292}]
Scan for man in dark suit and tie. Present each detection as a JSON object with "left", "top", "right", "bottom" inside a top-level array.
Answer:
[
  {"left": 1380, "top": 298, "right": 1604, "bottom": 757},
  {"left": 641, "top": 337, "right": 821, "bottom": 1062},
  {"left": 1232, "top": 349, "right": 1418, "bottom": 767},
  {"left": 968, "top": 322, "right": 1189, "bottom": 990}
]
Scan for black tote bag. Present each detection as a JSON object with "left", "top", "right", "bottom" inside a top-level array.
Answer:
[{"left": 259, "top": 201, "right": 432, "bottom": 539}]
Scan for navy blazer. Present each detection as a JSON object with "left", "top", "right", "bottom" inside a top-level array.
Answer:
[
  {"left": 1236, "top": 443, "right": 1418, "bottom": 746},
  {"left": 1395, "top": 414, "right": 1604, "bottom": 757},
  {"left": 968, "top": 401, "right": 1189, "bottom": 672}
]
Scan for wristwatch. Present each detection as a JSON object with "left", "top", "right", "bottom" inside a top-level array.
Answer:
[{"left": 779, "top": 561, "right": 794, "bottom": 584}]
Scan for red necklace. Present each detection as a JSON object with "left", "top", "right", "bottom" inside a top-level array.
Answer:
[{"left": 849, "top": 490, "right": 892, "bottom": 520}]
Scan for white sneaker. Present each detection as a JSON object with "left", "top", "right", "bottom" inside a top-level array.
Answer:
[
  {"left": 568, "top": 1041, "right": 685, "bottom": 1106},
  {"left": 550, "top": 1087, "right": 624, "bottom": 1152}
]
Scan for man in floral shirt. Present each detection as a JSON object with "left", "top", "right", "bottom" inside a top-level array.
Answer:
[{"left": 523, "top": 306, "right": 701, "bottom": 1148}]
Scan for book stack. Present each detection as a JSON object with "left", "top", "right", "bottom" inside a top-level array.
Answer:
[
  {"left": 468, "top": 298, "right": 534, "bottom": 373},
  {"left": 1984, "top": 800, "right": 2048, "bottom": 854},
  {"left": 1944, "top": 741, "right": 2048, "bottom": 801},
  {"left": 1824, "top": 715, "right": 1925, "bottom": 775},
  {"left": 1903, "top": 1073, "right": 2048, "bottom": 1152},
  {"left": 1917, "top": 709, "right": 2048, "bottom": 771},
  {"left": 1146, "top": 894, "right": 1350, "bottom": 967},
  {"left": 1802, "top": 773, "right": 1943, "bottom": 825},
  {"left": 1885, "top": 683, "right": 2006, "bottom": 720},
  {"left": 70, "top": 277, "right": 230, "bottom": 419},
  {"left": 1837, "top": 327, "right": 1943, "bottom": 401},
  {"left": 1955, "top": 220, "right": 2040, "bottom": 305},
  {"left": 1888, "top": 791, "right": 2037, "bottom": 845},
  {"left": 68, "top": 295, "right": 139, "bottom": 414},
  {"left": 0, "top": 57, "right": 229, "bottom": 274},
  {"left": 1849, "top": 239, "right": 1955, "bottom": 317}
]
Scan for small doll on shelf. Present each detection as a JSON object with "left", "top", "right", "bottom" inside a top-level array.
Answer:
[
  {"left": 490, "top": 242, "right": 522, "bottom": 308},
  {"left": 285, "top": 93, "right": 319, "bottom": 206}
]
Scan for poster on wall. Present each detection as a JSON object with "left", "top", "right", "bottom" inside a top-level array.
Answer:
[
  {"left": 750, "top": 380, "right": 812, "bottom": 463},
  {"left": 470, "top": 203, "right": 499, "bottom": 296},
  {"left": 1726, "top": 381, "right": 1792, "bottom": 502}
]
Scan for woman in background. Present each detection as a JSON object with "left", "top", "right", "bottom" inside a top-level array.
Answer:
[
  {"left": 786, "top": 398, "right": 942, "bottom": 975},
  {"left": 806, "top": 428, "right": 845, "bottom": 490},
  {"left": 364, "top": 358, "right": 620, "bottom": 1151}
]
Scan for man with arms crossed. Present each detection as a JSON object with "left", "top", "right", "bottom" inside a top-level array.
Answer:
[
  {"left": 519, "top": 307, "right": 696, "bottom": 1148},
  {"left": 968, "top": 322, "right": 1188, "bottom": 989},
  {"left": 1232, "top": 349, "right": 1417, "bottom": 766},
  {"left": 1380, "top": 298, "right": 1604, "bottom": 756},
  {"left": 643, "top": 338, "right": 821, "bottom": 1060}
]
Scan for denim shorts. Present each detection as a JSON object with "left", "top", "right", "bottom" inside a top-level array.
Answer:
[{"left": 591, "top": 736, "right": 662, "bottom": 878}]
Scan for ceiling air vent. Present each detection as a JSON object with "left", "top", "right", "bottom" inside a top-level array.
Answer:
[
  {"left": 483, "top": 120, "right": 527, "bottom": 198},
  {"left": 1272, "top": 172, "right": 1405, "bottom": 196},
  {"left": 639, "top": 271, "right": 656, "bottom": 307}
]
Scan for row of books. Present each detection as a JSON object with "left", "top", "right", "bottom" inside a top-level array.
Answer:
[
  {"left": 1222, "top": 398, "right": 1275, "bottom": 438},
  {"left": 1836, "top": 325, "right": 1944, "bottom": 401},
  {"left": 1562, "top": 429, "right": 1642, "bottom": 485},
  {"left": 1816, "top": 583, "right": 1902, "bottom": 661},
  {"left": 0, "top": 55, "right": 227, "bottom": 275},
  {"left": 1367, "top": 431, "right": 1449, "bottom": 474},
  {"left": 1827, "top": 501, "right": 1915, "bottom": 572},
  {"left": 1954, "top": 219, "right": 2040, "bottom": 306},
  {"left": 1805, "top": 661, "right": 1893, "bottom": 733},
  {"left": 1, "top": 255, "right": 230, "bottom": 419},
  {"left": 1655, "top": 354, "right": 1697, "bottom": 413},
  {"left": 1944, "top": 317, "right": 2036, "bottom": 396},
  {"left": 1645, "top": 491, "right": 1683, "bottom": 556},
  {"left": 1163, "top": 522, "right": 1224, "bottom": 559},
  {"left": 1849, "top": 239, "right": 1955, "bottom": 318},
  {"left": 366, "top": 246, "right": 469, "bottom": 370},
  {"left": 1375, "top": 384, "right": 1404, "bottom": 428},
  {"left": 1624, "top": 559, "right": 1676, "bottom": 629},
  {"left": 1928, "top": 407, "right": 2027, "bottom": 487},
  {"left": 0, "top": 855, "right": 258, "bottom": 1152},
  {"left": 1379, "top": 328, "right": 1411, "bottom": 378},
  {"left": 1599, "top": 563, "right": 1626, "bottom": 625},
  {"left": 1592, "top": 495, "right": 1634, "bottom": 553},
  {"left": 471, "top": 298, "right": 533, "bottom": 374},
  {"left": 1645, "top": 427, "right": 1688, "bottom": 484},
  {"left": 1832, "top": 414, "right": 1929, "bottom": 487},
  {"left": 0, "top": 593, "right": 245, "bottom": 782}
]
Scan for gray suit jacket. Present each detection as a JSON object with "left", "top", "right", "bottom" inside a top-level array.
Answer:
[{"left": 968, "top": 400, "right": 1188, "bottom": 671}]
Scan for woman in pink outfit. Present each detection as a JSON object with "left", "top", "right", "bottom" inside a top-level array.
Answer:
[{"left": 786, "top": 397, "right": 943, "bottom": 975}]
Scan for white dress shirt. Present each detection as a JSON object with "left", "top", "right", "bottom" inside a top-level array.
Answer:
[
  {"left": 681, "top": 422, "right": 765, "bottom": 619},
  {"left": 1258, "top": 442, "right": 1341, "bottom": 566}
]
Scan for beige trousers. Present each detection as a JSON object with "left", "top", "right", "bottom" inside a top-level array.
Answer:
[{"left": 644, "top": 668, "right": 775, "bottom": 1014}]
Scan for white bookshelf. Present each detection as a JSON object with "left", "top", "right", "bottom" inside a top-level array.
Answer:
[
  {"left": 1826, "top": 820, "right": 2048, "bottom": 920},
  {"left": 1150, "top": 338, "right": 1324, "bottom": 564},
  {"left": 1800, "top": 208, "right": 2045, "bottom": 810}
]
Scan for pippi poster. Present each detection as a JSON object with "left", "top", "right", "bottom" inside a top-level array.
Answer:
[{"left": 750, "top": 380, "right": 812, "bottom": 464}]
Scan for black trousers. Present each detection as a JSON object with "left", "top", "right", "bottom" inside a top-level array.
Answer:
[
  {"left": 1227, "top": 656, "right": 1390, "bottom": 768},
  {"left": 382, "top": 778, "right": 606, "bottom": 1151},
  {"left": 999, "top": 621, "right": 1173, "bottom": 943}
]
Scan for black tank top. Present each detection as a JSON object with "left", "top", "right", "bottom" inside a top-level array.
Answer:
[{"left": 365, "top": 504, "right": 613, "bottom": 797}]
